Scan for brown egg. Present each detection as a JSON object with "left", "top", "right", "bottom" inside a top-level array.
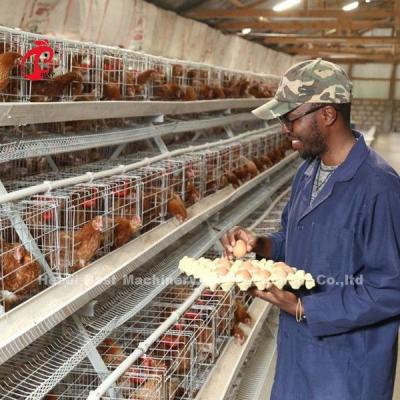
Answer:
[
  {"left": 235, "top": 269, "right": 252, "bottom": 281},
  {"left": 217, "top": 258, "right": 232, "bottom": 269},
  {"left": 242, "top": 261, "right": 253, "bottom": 270},
  {"left": 215, "top": 266, "right": 229, "bottom": 277},
  {"left": 274, "top": 262, "right": 294, "bottom": 274},
  {"left": 233, "top": 239, "right": 247, "bottom": 258}
]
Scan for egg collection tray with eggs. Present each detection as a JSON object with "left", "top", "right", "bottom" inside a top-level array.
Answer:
[{"left": 178, "top": 255, "right": 316, "bottom": 292}]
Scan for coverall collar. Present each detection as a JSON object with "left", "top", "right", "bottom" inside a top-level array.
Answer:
[{"left": 299, "top": 130, "right": 369, "bottom": 219}]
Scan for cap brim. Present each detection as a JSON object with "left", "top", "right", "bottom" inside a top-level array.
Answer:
[{"left": 252, "top": 98, "right": 300, "bottom": 120}]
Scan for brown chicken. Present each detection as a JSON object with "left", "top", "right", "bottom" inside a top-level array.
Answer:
[
  {"left": 167, "top": 192, "right": 187, "bottom": 223},
  {"left": 103, "top": 82, "right": 122, "bottom": 100},
  {"left": 223, "top": 170, "right": 241, "bottom": 189},
  {"left": 181, "top": 85, "right": 197, "bottom": 101},
  {"left": 0, "top": 52, "right": 21, "bottom": 91},
  {"left": 159, "top": 332, "right": 191, "bottom": 374},
  {"left": 31, "top": 71, "right": 83, "bottom": 102},
  {"left": 112, "top": 215, "right": 142, "bottom": 249},
  {"left": 186, "top": 181, "right": 201, "bottom": 205},
  {"left": 137, "top": 69, "right": 159, "bottom": 85},
  {"left": 72, "top": 216, "right": 104, "bottom": 271},
  {"left": 235, "top": 299, "right": 252, "bottom": 325},
  {"left": 231, "top": 323, "right": 246, "bottom": 344},
  {"left": 1, "top": 243, "right": 40, "bottom": 309},
  {"left": 97, "top": 338, "right": 126, "bottom": 365}
]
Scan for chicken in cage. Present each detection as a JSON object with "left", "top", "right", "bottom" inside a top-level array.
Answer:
[
  {"left": 101, "top": 48, "right": 125, "bottom": 101},
  {"left": 123, "top": 53, "right": 157, "bottom": 101},
  {"left": 63, "top": 43, "right": 100, "bottom": 101},
  {"left": 185, "top": 65, "right": 213, "bottom": 101},
  {"left": 170, "top": 155, "right": 203, "bottom": 208},
  {"left": 0, "top": 28, "right": 24, "bottom": 102},
  {"left": 221, "top": 71, "right": 249, "bottom": 99},
  {"left": 154, "top": 284, "right": 235, "bottom": 364},
  {"left": 21, "top": 36, "right": 84, "bottom": 103},
  {"left": 146, "top": 56, "right": 177, "bottom": 101},
  {"left": 99, "top": 175, "right": 143, "bottom": 250},
  {"left": 190, "top": 149, "right": 221, "bottom": 197},
  {"left": 97, "top": 324, "right": 197, "bottom": 400},
  {"left": 0, "top": 200, "right": 59, "bottom": 312},
  {"left": 44, "top": 362, "right": 164, "bottom": 400},
  {"left": 29, "top": 182, "right": 113, "bottom": 275}
]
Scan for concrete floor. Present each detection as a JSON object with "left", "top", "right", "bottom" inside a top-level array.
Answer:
[{"left": 371, "top": 132, "right": 400, "bottom": 400}]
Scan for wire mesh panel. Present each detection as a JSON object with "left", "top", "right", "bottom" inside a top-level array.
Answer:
[
  {"left": 44, "top": 361, "right": 164, "bottom": 400},
  {"left": 0, "top": 28, "right": 25, "bottom": 102},
  {"left": 97, "top": 325, "right": 197, "bottom": 400},
  {"left": 0, "top": 200, "right": 58, "bottom": 312},
  {"left": 101, "top": 48, "right": 124, "bottom": 101},
  {"left": 123, "top": 52, "right": 152, "bottom": 101},
  {"left": 186, "top": 64, "right": 212, "bottom": 100},
  {"left": 147, "top": 56, "right": 175, "bottom": 101},
  {"left": 191, "top": 149, "right": 221, "bottom": 197},
  {"left": 64, "top": 41, "right": 101, "bottom": 101},
  {"left": 28, "top": 183, "right": 112, "bottom": 275},
  {"left": 153, "top": 284, "right": 235, "bottom": 364}
]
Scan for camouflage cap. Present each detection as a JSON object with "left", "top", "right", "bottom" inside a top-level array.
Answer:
[{"left": 252, "top": 58, "right": 352, "bottom": 120}]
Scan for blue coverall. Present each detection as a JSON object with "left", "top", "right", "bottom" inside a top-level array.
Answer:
[{"left": 269, "top": 132, "right": 400, "bottom": 400}]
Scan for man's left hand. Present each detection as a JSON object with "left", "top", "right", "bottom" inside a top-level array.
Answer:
[{"left": 249, "top": 286, "right": 300, "bottom": 317}]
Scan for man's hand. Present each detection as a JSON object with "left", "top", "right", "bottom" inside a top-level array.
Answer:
[
  {"left": 249, "top": 286, "right": 301, "bottom": 317},
  {"left": 220, "top": 226, "right": 256, "bottom": 259}
]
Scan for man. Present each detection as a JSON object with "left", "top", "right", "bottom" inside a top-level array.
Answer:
[{"left": 221, "top": 58, "right": 400, "bottom": 399}]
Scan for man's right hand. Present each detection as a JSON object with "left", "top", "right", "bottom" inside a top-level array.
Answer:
[{"left": 220, "top": 226, "right": 256, "bottom": 259}]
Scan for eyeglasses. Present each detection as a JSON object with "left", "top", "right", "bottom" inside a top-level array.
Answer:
[{"left": 278, "top": 104, "right": 327, "bottom": 129}]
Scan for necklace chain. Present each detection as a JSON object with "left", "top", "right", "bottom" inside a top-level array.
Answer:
[{"left": 315, "top": 164, "right": 335, "bottom": 192}]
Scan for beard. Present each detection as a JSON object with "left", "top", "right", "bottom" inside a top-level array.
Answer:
[{"left": 298, "top": 117, "right": 328, "bottom": 160}]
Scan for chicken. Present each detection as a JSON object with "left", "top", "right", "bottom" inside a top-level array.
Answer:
[
  {"left": 97, "top": 338, "right": 126, "bottom": 365},
  {"left": 159, "top": 332, "right": 191, "bottom": 374},
  {"left": 112, "top": 215, "right": 142, "bottom": 249},
  {"left": 137, "top": 69, "right": 159, "bottom": 85},
  {"left": 0, "top": 52, "right": 21, "bottom": 91},
  {"left": 231, "top": 323, "right": 246, "bottom": 344},
  {"left": 129, "top": 378, "right": 161, "bottom": 400},
  {"left": 234, "top": 156, "right": 259, "bottom": 182},
  {"left": 172, "top": 64, "right": 183, "bottom": 84},
  {"left": 235, "top": 299, "right": 252, "bottom": 325},
  {"left": 185, "top": 181, "right": 201, "bottom": 205},
  {"left": 181, "top": 85, "right": 197, "bottom": 101},
  {"left": 103, "top": 82, "right": 122, "bottom": 100},
  {"left": 152, "top": 83, "right": 182, "bottom": 100},
  {"left": 223, "top": 171, "right": 240, "bottom": 189},
  {"left": 167, "top": 192, "right": 187, "bottom": 223},
  {"left": 72, "top": 216, "right": 104, "bottom": 271},
  {"left": 1, "top": 243, "right": 40, "bottom": 309},
  {"left": 30, "top": 71, "right": 83, "bottom": 102}
]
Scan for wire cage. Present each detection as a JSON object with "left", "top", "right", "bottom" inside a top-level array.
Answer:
[
  {"left": 168, "top": 154, "right": 204, "bottom": 207},
  {"left": 147, "top": 55, "right": 174, "bottom": 101},
  {"left": 63, "top": 41, "right": 101, "bottom": 101},
  {"left": 123, "top": 52, "right": 151, "bottom": 101},
  {"left": 0, "top": 200, "right": 59, "bottom": 313},
  {"left": 185, "top": 63, "right": 212, "bottom": 101},
  {"left": 190, "top": 149, "right": 221, "bottom": 197},
  {"left": 0, "top": 27, "right": 25, "bottom": 102},
  {"left": 97, "top": 325, "right": 197, "bottom": 400},
  {"left": 101, "top": 47, "right": 125, "bottom": 101},
  {"left": 44, "top": 361, "right": 164, "bottom": 400},
  {"left": 153, "top": 284, "right": 235, "bottom": 364},
  {"left": 28, "top": 182, "right": 113, "bottom": 276}
]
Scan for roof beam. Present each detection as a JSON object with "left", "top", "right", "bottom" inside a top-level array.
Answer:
[
  {"left": 186, "top": 8, "right": 398, "bottom": 19},
  {"left": 216, "top": 20, "right": 392, "bottom": 32},
  {"left": 289, "top": 47, "right": 396, "bottom": 56},
  {"left": 263, "top": 36, "right": 399, "bottom": 45},
  {"left": 309, "top": 55, "right": 400, "bottom": 63}
]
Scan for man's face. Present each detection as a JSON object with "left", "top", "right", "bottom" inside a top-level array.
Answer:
[{"left": 279, "top": 104, "right": 328, "bottom": 160}]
